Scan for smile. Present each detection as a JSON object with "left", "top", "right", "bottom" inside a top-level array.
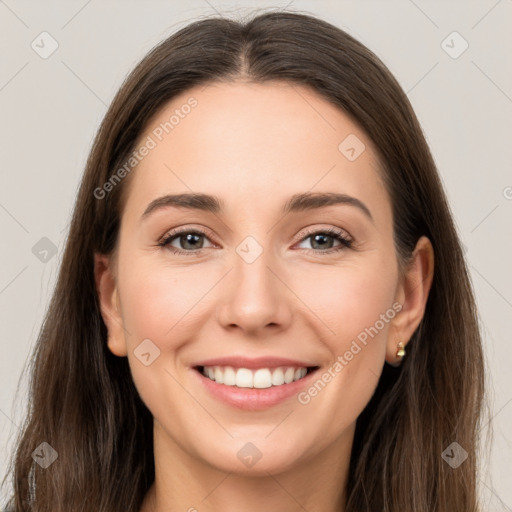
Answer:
[
  {"left": 197, "top": 365, "right": 317, "bottom": 389},
  {"left": 191, "top": 357, "right": 321, "bottom": 410}
]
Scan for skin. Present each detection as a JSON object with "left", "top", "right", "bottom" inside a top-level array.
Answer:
[{"left": 95, "top": 80, "right": 434, "bottom": 512}]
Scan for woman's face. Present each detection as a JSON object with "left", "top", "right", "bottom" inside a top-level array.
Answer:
[{"left": 97, "top": 80, "right": 424, "bottom": 475}]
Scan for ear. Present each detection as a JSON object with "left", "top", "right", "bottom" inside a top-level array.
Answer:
[
  {"left": 94, "top": 252, "right": 128, "bottom": 357},
  {"left": 386, "top": 236, "right": 434, "bottom": 366}
]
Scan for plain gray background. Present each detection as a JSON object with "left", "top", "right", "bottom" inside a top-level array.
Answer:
[{"left": 1, "top": 0, "right": 511, "bottom": 508}]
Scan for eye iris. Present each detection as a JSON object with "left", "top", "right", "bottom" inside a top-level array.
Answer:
[
  {"left": 181, "top": 233, "right": 203, "bottom": 250},
  {"left": 311, "top": 233, "right": 334, "bottom": 250},
  {"left": 167, "top": 230, "right": 344, "bottom": 252}
]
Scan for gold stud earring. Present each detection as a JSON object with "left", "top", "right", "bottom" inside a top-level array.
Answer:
[{"left": 396, "top": 341, "right": 406, "bottom": 359}]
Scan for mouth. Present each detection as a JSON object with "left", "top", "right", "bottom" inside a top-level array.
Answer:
[
  {"left": 191, "top": 362, "right": 321, "bottom": 411},
  {"left": 194, "top": 365, "right": 319, "bottom": 389}
]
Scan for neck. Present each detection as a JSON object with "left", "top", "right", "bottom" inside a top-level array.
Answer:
[{"left": 141, "top": 421, "right": 354, "bottom": 512}]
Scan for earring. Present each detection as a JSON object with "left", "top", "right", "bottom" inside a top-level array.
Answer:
[{"left": 396, "top": 341, "right": 406, "bottom": 359}]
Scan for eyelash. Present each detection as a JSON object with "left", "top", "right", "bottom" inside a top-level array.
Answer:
[{"left": 157, "top": 226, "right": 353, "bottom": 257}]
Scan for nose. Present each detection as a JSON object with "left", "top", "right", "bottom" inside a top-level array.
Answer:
[{"left": 216, "top": 245, "right": 293, "bottom": 336}]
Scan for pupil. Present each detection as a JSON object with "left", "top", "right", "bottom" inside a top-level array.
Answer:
[
  {"left": 183, "top": 233, "right": 201, "bottom": 250},
  {"left": 179, "top": 233, "right": 335, "bottom": 251},
  {"left": 312, "top": 234, "right": 333, "bottom": 250}
]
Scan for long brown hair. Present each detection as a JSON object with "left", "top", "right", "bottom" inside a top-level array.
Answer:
[{"left": 3, "top": 10, "right": 486, "bottom": 511}]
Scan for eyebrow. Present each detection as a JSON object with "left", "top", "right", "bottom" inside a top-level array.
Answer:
[{"left": 140, "top": 191, "right": 373, "bottom": 223}]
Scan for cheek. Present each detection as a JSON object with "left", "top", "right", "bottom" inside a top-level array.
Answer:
[
  {"left": 118, "top": 255, "right": 211, "bottom": 344},
  {"left": 294, "top": 264, "right": 395, "bottom": 435},
  {"left": 293, "top": 257, "right": 397, "bottom": 348},
  {"left": 116, "top": 256, "right": 205, "bottom": 418}
]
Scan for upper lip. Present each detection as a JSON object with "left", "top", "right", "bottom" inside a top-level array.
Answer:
[{"left": 191, "top": 356, "right": 319, "bottom": 370}]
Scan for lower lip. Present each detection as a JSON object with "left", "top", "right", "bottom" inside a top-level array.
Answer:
[{"left": 192, "top": 368, "right": 319, "bottom": 411}]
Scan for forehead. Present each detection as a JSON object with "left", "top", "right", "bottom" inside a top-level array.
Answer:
[{"left": 123, "top": 80, "right": 388, "bottom": 221}]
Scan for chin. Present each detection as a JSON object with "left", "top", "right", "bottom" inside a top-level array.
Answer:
[{"left": 197, "top": 436, "right": 310, "bottom": 476}]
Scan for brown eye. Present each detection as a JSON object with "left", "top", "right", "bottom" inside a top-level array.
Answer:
[
  {"left": 159, "top": 229, "right": 214, "bottom": 255},
  {"left": 296, "top": 228, "right": 353, "bottom": 254}
]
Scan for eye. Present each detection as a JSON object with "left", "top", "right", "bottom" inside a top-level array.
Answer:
[
  {"left": 295, "top": 227, "right": 353, "bottom": 255},
  {"left": 158, "top": 226, "right": 353, "bottom": 256},
  {"left": 158, "top": 228, "right": 214, "bottom": 256}
]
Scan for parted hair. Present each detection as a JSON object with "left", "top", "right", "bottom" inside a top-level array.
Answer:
[{"left": 3, "top": 9, "right": 486, "bottom": 512}]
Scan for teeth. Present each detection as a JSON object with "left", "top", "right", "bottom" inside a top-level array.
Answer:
[
  {"left": 223, "top": 366, "right": 236, "bottom": 386},
  {"left": 253, "top": 369, "right": 272, "bottom": 389},
  {"left": 271, "top": 368, "right": 285, "bottom": 386},
  {"left": 236, "top": 368, "right": 253, "bottom": 388},
  {"left": 214, "top": 366, "right": 224, "bottom": 384},
  {"left": 284, "top": 367, "right": 296, "bottom": 384},
  {"left": 201, "top": 365, "right": 310, "bottom": 388}
]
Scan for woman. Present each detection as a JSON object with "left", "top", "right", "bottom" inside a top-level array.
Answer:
[{"left": 2, "top": 10, "right": 486, "bottom": 512}]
